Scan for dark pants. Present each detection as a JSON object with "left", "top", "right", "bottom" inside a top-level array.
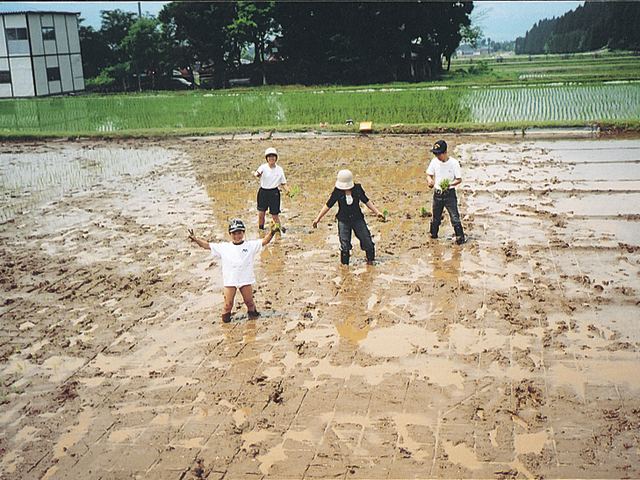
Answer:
[
  {"left": 430, "top": 189, "right": 464, "bottom": 239},
  {"left": 257, "top": 187, "right": 281, "bottom": 215},
  {"left": 338, "top": 217, "right": 375, "bottom": 256}
]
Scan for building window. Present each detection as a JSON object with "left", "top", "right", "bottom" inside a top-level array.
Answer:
[
  {"left": 0, "top": 71, "right": 10, "bottom": 84},
  {"left": 6, "top": 28, "right": 28, "bottom": 41},
  {"left": 42, "top": 27, "right": 55, "bottom": 41},
  {"left": 47, "top": 67, "right": 61, "bottom": 82}
]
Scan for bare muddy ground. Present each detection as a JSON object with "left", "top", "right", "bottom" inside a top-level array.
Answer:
[{"left": 1, "top": 134, "right": 639, "bottom": 480}]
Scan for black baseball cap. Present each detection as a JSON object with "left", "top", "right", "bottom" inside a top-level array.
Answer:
[
  {"left": 228, "top": 219, "right": 246, "bottom": 233},
  {"left": 430, "top": 140, "right": 447, "bottom": 154}
]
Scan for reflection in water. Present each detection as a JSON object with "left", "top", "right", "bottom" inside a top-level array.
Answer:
[
  {"left": 334, "top": 265, "right": 376, "bottom": 343},
  {"left": 430, "top": 244, "right": 461, "bottom": 281}
]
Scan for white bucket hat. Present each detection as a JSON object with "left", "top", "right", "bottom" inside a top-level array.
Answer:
[
  {"left": 265, "top": 147, "right": 278, "bottom": 158},
  {"left": 335, "top": 170, "right": 354, "bottom": 190}
]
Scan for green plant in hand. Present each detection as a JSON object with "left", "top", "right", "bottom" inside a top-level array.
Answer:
[
  {"left": 439, "top": 178, "right": 450, "bottom": 191},
  {"left": 271, "top": 223, "right": 281, "bottom": 233},
  {"left": 288, "top": 185, "right": 300, "bottom": 198}
]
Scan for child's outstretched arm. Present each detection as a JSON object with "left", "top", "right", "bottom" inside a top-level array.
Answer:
[
  {"left": 188, "top": 229, "right": 211, "bottom": 250},
  {"left": 262, "top": 224, "right": 277, "bottom": 246},
  {"left": 312, "top": 205, "right": 330, "bottom": 228},
  {"left": 365, "top": 200, "right": 385, "bottom": 221}
]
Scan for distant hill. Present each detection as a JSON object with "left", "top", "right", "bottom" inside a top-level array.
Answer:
[{"left": 515, "top": 1, "right": 640, "bottom": 55}]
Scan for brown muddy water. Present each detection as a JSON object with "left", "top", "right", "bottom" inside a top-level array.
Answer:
[{"left": 0, "top": 135, "right": 639, "bottom": 479}]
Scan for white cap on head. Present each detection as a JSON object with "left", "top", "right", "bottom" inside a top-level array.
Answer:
[
  {"left": 335, "top": 170, "right": 354, "bottom": 190},
  {"left": 265, "top": 147, "right": 278, "bottom": 158}
]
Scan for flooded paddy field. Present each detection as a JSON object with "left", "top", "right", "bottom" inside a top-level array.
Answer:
[{"left": 0, "top": 134, "right": 639, "bottom": 479}]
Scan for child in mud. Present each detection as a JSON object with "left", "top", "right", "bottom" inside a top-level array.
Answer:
[
  {"left": 426, "top": 139, "right": 466, "bottom": 245},
  {"left": 254, "top": 147, "right": 290, "bottom": 232},
  {"left": 312, "top": 169, "right": 385, "bottom": 265},
  {"left": 188, "top": 219, "right": 277, "bottom": 323}
]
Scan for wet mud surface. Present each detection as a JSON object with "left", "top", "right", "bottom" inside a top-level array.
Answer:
[{"left": 1, "top": 135, "right": 639, "bottom": 479}]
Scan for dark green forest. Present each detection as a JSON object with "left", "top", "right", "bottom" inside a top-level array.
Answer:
[
  {"left": 80, "top": 2, "right": 474, "bottom": 92},
  {"left": 515, "top": 1, "right": 640, "bottom": 55},
  {"left": 79, "top": 1, "right": 640, "bottom": 93}
]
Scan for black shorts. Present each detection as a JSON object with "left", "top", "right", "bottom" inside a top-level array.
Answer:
[{"left": 257, "top": 187, "right": 281, "bottom": 214}]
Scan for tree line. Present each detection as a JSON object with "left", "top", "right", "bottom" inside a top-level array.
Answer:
[
  {"left": 515, "top": 0, "right": 640, "bottom": 55},
  {"left": 79, "top": 1, "right": 474, "bottom": 92}
]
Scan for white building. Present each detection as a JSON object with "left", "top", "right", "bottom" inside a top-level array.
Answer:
[{"left": 0, "top": 11, "right": 85, "bottom": 98}]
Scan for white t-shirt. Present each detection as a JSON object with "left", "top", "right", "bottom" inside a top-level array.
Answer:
[
  {"left": 426, "top": 156, "right": 462, "bottom": 187},
  {"left": 210, "top": 239, "right": 263, "bottom": 288},
  {"left": 256, "top": 164, "right": 286, "bottom": 189}
]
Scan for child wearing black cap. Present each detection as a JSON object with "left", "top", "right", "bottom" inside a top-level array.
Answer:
[
  {"left": 188, "top": 219, "right": 277, "bottom": 323},
  {"left": 425, "top": 140, "right": 466, "bottom": 245}
]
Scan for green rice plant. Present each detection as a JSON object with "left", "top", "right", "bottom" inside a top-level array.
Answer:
[
  {"left": 288, "top": 185, "right": 300, "bottom": 198},
  {"left": 0, "top": 87, "right": 471, "bottom": 135},
  {"left": 439, "top": 178, "right": 450, "bottom": 191},
  {"left": 420, "top": 206, "right": 429, "bottom": 217},
  {"left": 460, "top": 84, "right": 640, "bottom": 123}
]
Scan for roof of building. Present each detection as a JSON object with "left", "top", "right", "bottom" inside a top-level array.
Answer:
[{"left": 0, "top": 9, "right": 79, "bottom": 16}]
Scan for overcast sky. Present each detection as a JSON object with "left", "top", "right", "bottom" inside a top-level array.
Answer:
[{"left": 1, "top": 1, "right": 585, "bottom": 43}]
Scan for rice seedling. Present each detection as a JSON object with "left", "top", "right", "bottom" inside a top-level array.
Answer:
[
  {"left": 0, "top": 87, "right": 470, "bottom": 135},
  {"left": 439, "top": 178, "right": 450, "bottom": 191},
  {"left": 288, "top": 185, "right": 300, "bottom": 198},
  {"left": 0, "top": 147, "right": 174, "bottom": 223},
  {"left": 460, "top": 84, "right": 640, "bottom": 123}
]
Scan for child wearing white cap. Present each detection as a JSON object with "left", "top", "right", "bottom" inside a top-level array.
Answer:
[
  {"left": 312, "top": 170, "right": 385, "bottom": 265},
  {"left": 188, "top": 219, "right": 277, "bottom": 323},
  {"left": 254, "top": 147, "right": 290, "bottom": 232}
]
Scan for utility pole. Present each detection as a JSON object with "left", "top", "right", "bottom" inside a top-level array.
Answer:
[{"left": 138, "top": 2, "right": 142, "bottom": 18}]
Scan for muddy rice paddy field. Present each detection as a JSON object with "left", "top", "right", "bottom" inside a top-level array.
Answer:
[{"left": 1, "top": 133, "right": 639, "bottom": 479}]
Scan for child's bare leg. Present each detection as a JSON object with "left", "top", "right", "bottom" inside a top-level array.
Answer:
[
  {"left": 240, "top": 285, "right": 260, "bottom": 318},
  {"left": 258, "top": 211, "right": 266, "bottom": 229},
  {"left": 223, "top": 287, "right": 237, "bottom": 314},
  {"left": 239, "top": 285, "right": 256, "bottom": 310},
  {"left": 221, "top": 286, "right": 237, "bottom": 323}
]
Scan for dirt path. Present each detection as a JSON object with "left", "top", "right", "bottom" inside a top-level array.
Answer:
[{"left": 1, "top": 135, "right": 639, "bottom": 479}]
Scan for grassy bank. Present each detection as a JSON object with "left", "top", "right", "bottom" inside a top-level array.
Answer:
[{"left": 0, "top": 51, "right": 639, "bottom": 139}]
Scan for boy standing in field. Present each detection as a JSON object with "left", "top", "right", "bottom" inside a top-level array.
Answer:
[
  {"left": 188, "top": 219, "right": 277, "bottom": 323},
  {"left": 426, "top": 140, "right": 466, "bottom": 245},
  {"left": 254, "top": 147, "right": 290, "bottom": 232}
]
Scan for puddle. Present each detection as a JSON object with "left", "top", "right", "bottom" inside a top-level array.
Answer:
[{"left": 514, "top": 429, "right": 550, "bottom": 455}]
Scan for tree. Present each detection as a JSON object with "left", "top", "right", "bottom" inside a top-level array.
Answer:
[
  {"left": 79, "top": 9, "right": 138, "bottom": 91},
  {"left": 100, "top": 9, "right": 138, "bottom": 66},
  {"left": 515, "top": 1, "right": 640, "bottom": 55},
  {"left": 436, "top": 2, "right": 474, "bottom": 71},
  {"left": 225, "top": 2, "right": 277, "bottom": 85},
  {"left": 461, "top": 25, "right": 482, "bottom": 49},
  {"left": 274, "top": 2, "right": 473, "bottom": 84},
  {"left": 158, "top": 2, "right": 236, "bottom": 88},
  {"left": 78, "top": 22, "right": 110, "bottom": 79},
  {"left": 122, "top": 18, "right": 163, "bottom": 92}
]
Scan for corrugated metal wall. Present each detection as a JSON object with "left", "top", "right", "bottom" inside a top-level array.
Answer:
[{"left": 0, "top": 12, "right": 84, "bottom": 98}]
